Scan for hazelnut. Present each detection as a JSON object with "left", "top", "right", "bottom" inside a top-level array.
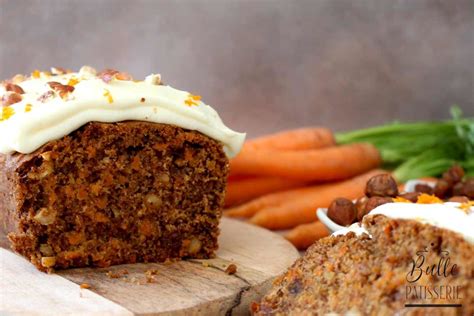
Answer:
[
  {"left": 355, "top": 196, "right": 368, "bottom": 221},
  {"left": 434, "top": 179, "right": 451, "bottom": 199},
  {"left": 462, "top": 178, "right": 474, "bottom": 199},
  {"left": 448, "top": 196, "right": 470, "bottom": 203},
  {"left": 365, "top": 174, "right": 398, "bottom": 197},
  {"left": 399, "top": 192, "right": 421, "bottom": 203},
  {"left": 327, "top": 198, "right": 357, "bottom": 226},
  {"left": 442, "top": 165, "right": 465, "bottom": 186},
  {"left": 364, "top": 196, "right": 393, "bottom": 213},
  {"left": 414, "top": 184, "right": 433, "bottom": 195},
  {"left": 452, "top": 182, "right": 464, "bottom": 196}
]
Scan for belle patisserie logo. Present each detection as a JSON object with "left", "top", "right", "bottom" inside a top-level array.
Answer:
[{"left": 405, "top": 243, "right": 462, "bottom": 309}]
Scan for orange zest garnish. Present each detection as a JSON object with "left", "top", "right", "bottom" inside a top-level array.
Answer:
[
  {"left": 416, "top": 193, "right": 443, "bottom": 204},
  {"left": 459, "top": 201, "right": 474, "bottom": 214},
  {"left": 184, "top": 94, "right": 201, "bottom": 106},
  {"left": 67, "top": 77, "right": 80, "bottom": 86},
  {"left": 25, "top": 104, "right": 32, "bottom": 113},
  {"left": 31, "top": 70, "right": 41, "bottom": 79},
  {"left": 393, "top": 196, "right": 412, "bottom": 203},
  {"left": 103, "top": 89, "right": 114, "bottom": 104},
  {"left": 1, "top": 107, "right": 15, "bottom": 121}
]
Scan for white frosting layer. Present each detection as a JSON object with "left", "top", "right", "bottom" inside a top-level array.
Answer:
[
  {"left": 370, "top": 202, "right": 474, "bottom": 243},
  {"left": 0, "top": 69, "right": 245, "bottom": 157},
  {"left": 333, "top": 202, "right": 474, "bottom": 243}
]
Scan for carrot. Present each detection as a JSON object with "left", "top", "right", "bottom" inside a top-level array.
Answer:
[
  {"left": 225, "top": 185, "right": 321, "bottom": 218},
  {"left": 230, "top": 143, "right": 381, "bottom": 181},
  {"left": 243, "top": 127, "right": 335, "bottom": 151},
  {"left": 225, "top": 176, "right": 309, "bottom": 207},
  {"left": 249, "top": 169, "right": 386, "bottom": 230},
  {"left": 285, "top": 221, "right": 329, "bottom": 250}
]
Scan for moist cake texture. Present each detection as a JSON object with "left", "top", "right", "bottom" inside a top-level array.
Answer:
[
  {"left": 0, "top": 121, "right": 229, "bottom": 271},
  {"left": 253, "top": 214, "right": 474, "bottom": 315},
  {"left": 0, "top": 66, "right": 244, "bottom": 272}
]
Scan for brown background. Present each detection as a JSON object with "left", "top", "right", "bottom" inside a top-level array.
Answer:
[{"left": 1, "top": 0, "right": 473, "bottom": 137}]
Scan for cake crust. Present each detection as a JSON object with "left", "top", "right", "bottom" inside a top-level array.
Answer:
[
  {"left": 0, "top": 121, "right": 229, "bottom": 271},
  {"left": 254, "top": 215, "right": 474, "bottom": 315}
]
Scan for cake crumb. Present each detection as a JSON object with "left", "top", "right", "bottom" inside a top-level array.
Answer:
[
  {"left": 106, "top": 269, "right": 129, "bottom": 279},
  {"left": 225, "top": 263, "right": 237, "bottom": 275},
  {"left": 80, "top": 283, "right": 91, "bottom": 289}
]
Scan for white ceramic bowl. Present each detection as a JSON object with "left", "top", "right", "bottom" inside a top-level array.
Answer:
[{"left": 316, "top": 179, "right": 436, "bottom": 234}]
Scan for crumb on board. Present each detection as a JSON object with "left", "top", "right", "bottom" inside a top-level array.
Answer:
[
  {"left": 225, "top": 263, "right": 237, "bottom": 275},
  {"left": 201, "top": 261, "right": 210, "bottom": 267},
  {"left": 106, "top": 269, "right": 129, "bottom": 279}
]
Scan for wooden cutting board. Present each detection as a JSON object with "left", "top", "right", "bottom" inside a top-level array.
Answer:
[{"left": 0, "top": 218, "right": 299, "bottom": 316}]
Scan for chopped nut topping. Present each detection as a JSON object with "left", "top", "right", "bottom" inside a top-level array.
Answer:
[
  {"left": 80, "top": 283, "right": 91, "bottom": 289},
  {"left": 39, "top": 244, "right": 54, "bottom": 256},
  {"left": 34, "top": 207, "right": 57, "bottom": 225},
  {"left": 4, "top": 83, "right": 25, "bottom": 94},
  {"left": 79, "top": 65, "right": 97, "bottom": 76},
  {"left": 187, "top": 238, "right": 202, "bottom": 254},
  {"left": 47, "top": 81, "right": 75, "bottom": 99},
  {"left": 1, "top": 92, "right": 22, "bottom": 107},
  {"left": 103, "top": 89, "right": 114, "bottom": 103},
  {"left": 98, "top": 69, "right": 132, "bottom": 83},
  {"left": 144, "top": 74, "right": 162, "bottom": 85},
  {"left": 11, "top": 74, "right": 26, "bottom": 84},
  {"left": 115, "top": 72, "right": 133, "bottom": 81},
  {"left": 51, "top": 67, "right": 68, "bottom": 75},
  {"left": 98, "top": 69, "right": 119, "bottom": 83},
  {"left": 38, "top": 90, "right": 56, "bottom": 103}
]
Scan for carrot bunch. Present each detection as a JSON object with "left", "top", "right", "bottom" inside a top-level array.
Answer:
[{"left": 224, "top": 127, "right": 384, "bottom": 250}]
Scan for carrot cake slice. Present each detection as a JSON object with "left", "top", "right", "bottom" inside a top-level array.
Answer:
[
  {"left": 253, "top": 201, "right": 474, "bottom": 315},
  {"left": 0, "top": 67, "right": 245, "bottom": 272}
]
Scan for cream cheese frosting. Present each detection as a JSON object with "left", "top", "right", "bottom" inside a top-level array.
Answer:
[
  {"left": 0, "top": 67, "right": 245, "bottom": 158},
  {"left": 333, "top": 202, "right": 474, "bottom": 243}
]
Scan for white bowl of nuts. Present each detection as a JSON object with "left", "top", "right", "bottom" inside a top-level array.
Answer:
[
  {"left": 317, "top": 165, "right": 472, "bottom": 234},
  {"left": 317, "top": 173, "right": 400, "bottom": 233}
]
